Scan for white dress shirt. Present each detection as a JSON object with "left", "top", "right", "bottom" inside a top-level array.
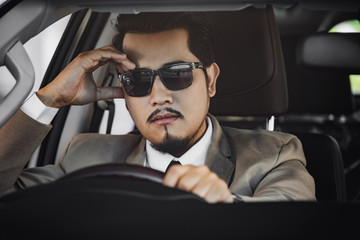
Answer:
[{"left": 21, "top": 93, "right": 58, "bottom": 124}]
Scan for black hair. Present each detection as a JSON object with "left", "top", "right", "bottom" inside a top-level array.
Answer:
[{"left": 112, "top": 12, "right": 215, "bottom": 67}]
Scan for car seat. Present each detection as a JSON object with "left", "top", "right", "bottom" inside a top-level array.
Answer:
[
  {"left": 281, "top": 32, "right": 360, "bottom": 201},
  {"left": 207, "top": 6, "right": 347, "bottom": 201}
]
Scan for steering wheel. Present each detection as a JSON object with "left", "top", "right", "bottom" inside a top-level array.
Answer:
[
  {"left": 60, "top": 163, "right": 165, "bottom": 183},
  {"left": 1, "top": 163, "right": 205, "bottom": 203},
  {"left": 0, "top": 163, "right": 206, "bottom": 238},
  {"left": 1, "top": 164, "right": 353, "bottom": 239}
]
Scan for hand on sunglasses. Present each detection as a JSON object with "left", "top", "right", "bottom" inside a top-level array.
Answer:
[{"left": 37, "top": 46, "right": 136, "bottom": 108}]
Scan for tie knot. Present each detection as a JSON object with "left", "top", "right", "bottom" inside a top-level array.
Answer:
[{"left": 165, "top": 160, "right": 181, "bottom": 173}]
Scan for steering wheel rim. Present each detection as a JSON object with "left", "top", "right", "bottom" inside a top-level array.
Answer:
[
  {"left": 60, "top": 163, "right": 165, "bottom": 184},
  {"left": 1, "top": 163, "right": 205, "bottom": 203}
]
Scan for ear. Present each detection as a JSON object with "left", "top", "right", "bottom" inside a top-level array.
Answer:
[{"left": 206, "top": 62, "right": 220, "bottom": 98}]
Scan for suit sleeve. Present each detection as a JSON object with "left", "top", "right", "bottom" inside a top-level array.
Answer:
[
  {"left": 234, "top": 137, "right": 316, "bottom": 202},
  {"left": 0, "top": 110, "right": 53, "bottom": 195},
  {"left": 13, "top": 132, "right": 76, "bottom": 192}
]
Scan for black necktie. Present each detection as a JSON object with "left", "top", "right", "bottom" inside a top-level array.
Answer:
[{"left": 165, "top": 160, "right": 181, "bottom": 173}]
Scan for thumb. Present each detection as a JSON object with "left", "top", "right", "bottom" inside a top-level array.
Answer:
[{"left": 96, "top": 86, "right": 124, "bottom": 101}]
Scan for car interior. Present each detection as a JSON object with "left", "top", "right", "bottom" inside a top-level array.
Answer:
[{"left": 0, "top": 0, "right": 359, "bottom": 238}]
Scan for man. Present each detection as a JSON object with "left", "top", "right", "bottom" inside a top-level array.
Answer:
[{"left": 0, "top": 13, "right": 315, "bottom": 202}]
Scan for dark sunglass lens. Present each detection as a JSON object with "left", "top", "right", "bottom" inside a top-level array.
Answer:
[
  {"left": 123, "top": 71, "right": 153, "bottom": 96},
  {"left": 161, "top": 64, "right": 193, "bottom": 90}
]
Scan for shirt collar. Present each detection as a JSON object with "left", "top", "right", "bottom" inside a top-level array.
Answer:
[{"left": 146, "top": 117, "right": 213, "bottom": 172}]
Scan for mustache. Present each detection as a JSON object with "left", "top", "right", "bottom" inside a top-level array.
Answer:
[{"left": 147, "top": 107, "right": 184, "bottom": 123}]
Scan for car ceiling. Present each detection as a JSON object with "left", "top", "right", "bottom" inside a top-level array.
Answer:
[
  {"left": 0, "top": 0, "right": 359, "bottom": 66},
  {"left": 43, "top": 0, "right": 360, "bottom": 12},
  {"left": 0, "top": 0, "right": 358, "bottom": 68}
]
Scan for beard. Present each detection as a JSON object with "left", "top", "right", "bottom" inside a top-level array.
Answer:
[{"left": 150, "top": 126, "right": 194, "bottom": 157}]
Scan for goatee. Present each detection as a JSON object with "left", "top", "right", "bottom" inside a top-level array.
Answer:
[{"left": 150, "top": 126, "right": 192, "bottom": 157}]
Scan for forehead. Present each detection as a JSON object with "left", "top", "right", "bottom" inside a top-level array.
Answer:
[{"left": 122, "top": 28, "right": 198, "bottom": 69}]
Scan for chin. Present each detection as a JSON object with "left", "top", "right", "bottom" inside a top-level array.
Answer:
[{"left": 150, "top": 134, "right": 191, "bottom": 156}]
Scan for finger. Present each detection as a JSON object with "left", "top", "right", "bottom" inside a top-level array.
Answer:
[
  {"left": 96, "top": 46, "right": 127, "bottom": 61},
  {"left": 185, "top": 169, "right": 232, "bottom": 203},
  {"left": 163, "top": 165, "right": 190, "bottom": 188},
  {"left": 95, "top": 46, "right": 136, "bottom": 70},
  {"left": 115, "top": 61, "right": 135, "bottom": 75},
  {"left": 77, "top": 48, "right": 133, "bottom": 72},
  {"left": 175, "top": 166, "right": 209, "bottom": 192},
  {"left": 189, "top": 173, "right": 214, "bottom": 199},
  {"left": 97, "top": 48, "right": 135, "bottom": 69},
  {"left": 96, "top": 86, "right": 124, "bottom": 101},
  {"left": 121, "top": 59, "right": 136, "bottom": 69},
  {"left": 203, "top": 181, "right": 233, "bottom": 203}
]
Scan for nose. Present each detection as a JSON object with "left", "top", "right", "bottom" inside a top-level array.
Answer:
[{"left": 149, "top": 76, "right": 173, "bottom": 107}]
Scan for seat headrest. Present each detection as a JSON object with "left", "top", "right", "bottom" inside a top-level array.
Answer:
[
  {"left": 208, "top": 7, "right": 288, "bottom": 117},
  {"left": 297, "top": 33, "right": 360, "bottom": 74},
  {"left": 282, "top": 35, "right": 355, "bottom": 115}
]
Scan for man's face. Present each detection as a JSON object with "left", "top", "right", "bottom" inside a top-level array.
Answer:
[{"left": 121, "top": 29, "right": 218, "bottom": 156}]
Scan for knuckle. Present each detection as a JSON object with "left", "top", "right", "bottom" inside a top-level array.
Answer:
[
  {"left": 218, "top": 178, "right": 227, "bottom": 187},
  {"left": 207, "top": 172, "right": 218, "bottom": 181},
  {"left": 218, "top": 180, "right": 229, "bottom": 193},
  {"left": 178, "top": 179, "right": 188, "bottom": 190},
  {"left": 169, "top": 165, "right": 182, "bottom": 175},
  {"left": 197, "top": 165, "right": 209, "bottom": 173},
  {"left": 192, "top": 188, "right": 206, "bottom": 198},
  {"left": 177, "top": 178, "right": 191, "bottom": 191},
  {"left": 199, "top": 165, "right": 209, "bottom": 171}
]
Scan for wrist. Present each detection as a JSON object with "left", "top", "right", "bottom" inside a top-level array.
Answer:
[{"left": 36, "top": 89, "right": 63, "bottom": 108}]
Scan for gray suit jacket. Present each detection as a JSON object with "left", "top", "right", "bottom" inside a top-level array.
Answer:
[{"left": 0, "top": 110, "right": 316, "bottom": 201}]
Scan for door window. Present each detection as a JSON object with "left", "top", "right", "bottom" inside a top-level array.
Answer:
[{"left": 329, "top": 19, "right": 360, "bottom": 95}]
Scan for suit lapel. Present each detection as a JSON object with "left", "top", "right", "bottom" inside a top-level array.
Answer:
[
  {"left": 205, "top": 114, "right": 235, "bottom": 185},
  {"left": 125, "top": 137, "right": 146, "bottom": 166}
]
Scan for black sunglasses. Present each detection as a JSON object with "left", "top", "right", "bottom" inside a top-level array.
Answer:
[{"left": 119, "top": 62, "right": 204, "bottom": 97}]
